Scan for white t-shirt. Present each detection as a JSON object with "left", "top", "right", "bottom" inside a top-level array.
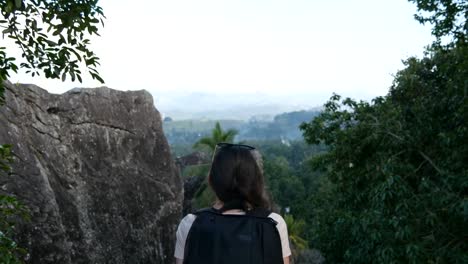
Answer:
[{"left": 174, "top": 210, "right": 292, "bottom": 260}]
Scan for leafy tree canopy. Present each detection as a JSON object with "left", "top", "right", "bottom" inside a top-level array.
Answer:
[
  {"left": 299, "top": 1, "right": 467, "bottom": 262},
  {"left": 0, "top": 0, "right": 105, "bottom": 103},
  {"left": 410, "top": 0, "right": 467, "bottom": 43},
  {"left": 300, "top": 23, "right": 467, "bottom": 264}
]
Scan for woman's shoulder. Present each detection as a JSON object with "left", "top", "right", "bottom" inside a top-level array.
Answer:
[
  {"left": 181, "top": 213, "right": 196, "bottom": 223},
  {"left": 177, "top": 214, "right": 197, "bottom": 231},
  {"left": 179, "top": 211, "right": 285, "bottom": 224},
  {"left": 267, "top": 212, "right": 286, "bottom": 225},
  {"left": 182, "top": 213, "right": 197, "bottom": 221},
  {"left": 267, "top": 212, "right": 289, "bottom": 235}
]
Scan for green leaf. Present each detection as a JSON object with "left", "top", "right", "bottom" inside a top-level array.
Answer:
[
  {"left": 45, "top": 40, "right": 57, "bottom": 46},
  {"left": 2, "top": 28, "right": 13, "bottom": 34},
  {"left": 92, "top": 73, "right": 104, "bottom": 83}
]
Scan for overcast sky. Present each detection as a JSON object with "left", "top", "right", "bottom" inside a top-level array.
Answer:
[{"left": 7, "top": 0, "right": 434, "bottom": 118}]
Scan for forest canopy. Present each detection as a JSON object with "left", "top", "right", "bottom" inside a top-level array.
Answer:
[{"left": 300, "top": 0, "right": 467, "bottom": 262}]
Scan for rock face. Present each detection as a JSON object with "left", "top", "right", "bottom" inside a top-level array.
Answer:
[
  {"left": 175, "top": 151, "right": 210, "bottom": 215},
  {"left": 175, "top": 151, "right": 209, "bottom": 170},
  {"left": 0, "top": 82, "right": 183, "bottom": 264}
]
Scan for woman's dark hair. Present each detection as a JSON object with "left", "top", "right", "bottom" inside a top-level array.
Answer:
[{"left": 208, "top": 144, "right": 270, "bottom": 211}]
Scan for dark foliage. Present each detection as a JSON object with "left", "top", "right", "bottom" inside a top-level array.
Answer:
[
  {"left": 410, "top": 0, "right": 467, "bottom": 43},
  {"left": 0, "top": 0, "right": 105, "bottom": 92},
  {"left": 300, "top": 42, "right": 468, "bottom": 263}
]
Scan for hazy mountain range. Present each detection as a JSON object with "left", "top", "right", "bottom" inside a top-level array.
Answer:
[{"left": 152, "top": 91, "right": 326, "bottom": 120}]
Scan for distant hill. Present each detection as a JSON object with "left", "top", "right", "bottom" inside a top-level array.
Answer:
[
  {"left": 162, "top": 119, "right": 245, "bottom": 146},
  {"left": 163, "top": 109, "right": 321, "bottom": 146},
  {"left": 155, "top": 91, "right": 324, "bottom": 120},
  {"left": 239, "top": 110, "right": 321, "bottom": 141}
]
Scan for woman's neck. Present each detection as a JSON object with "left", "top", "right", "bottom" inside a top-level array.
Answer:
[
  {"left": 213, "top": 199, "right": 252, "bottom": 211},
  {"left": 213, "top": 201, "right": 245, "bottom": 215},
  {"left": 212, "top": 200, "right": 224, "bottom": 210}
]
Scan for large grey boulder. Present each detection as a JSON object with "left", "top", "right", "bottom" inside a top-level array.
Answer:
[{"left": 0, "top": 81, "right": 182, "bottom": 264}]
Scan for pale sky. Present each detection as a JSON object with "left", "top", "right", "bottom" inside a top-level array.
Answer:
[{"left": 7, "top": 0, "right": 434, "bottom": 118}]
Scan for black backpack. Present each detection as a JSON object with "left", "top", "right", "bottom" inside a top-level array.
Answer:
[{"left": 183, "top": 207, "right": 284, "bottom": 264}]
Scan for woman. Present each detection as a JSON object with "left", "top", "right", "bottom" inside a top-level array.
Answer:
[{"left": 174, "top": 143, "right": 291, "bottom": 264}]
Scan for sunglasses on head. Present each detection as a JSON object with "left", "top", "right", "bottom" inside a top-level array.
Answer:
[{"left": 215, "top": 142, "right": 255, "bottom": 151}]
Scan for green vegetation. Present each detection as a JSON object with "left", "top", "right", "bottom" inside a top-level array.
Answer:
[
  {"left": 284, "top": 214, "right": 308, "bottom": 253},
  {"left": 0, "top": 194, "right": 29, "bottom": 263},
  {"left": 0, "top": 0, "right": 463, "bottom": 263},
  {"left": 174, "top": 1, "right": 467, "bottom": 263},
  {"left": 253, "top": 140, "right": 325, "bottom": 238},
  {"left": 193, "top": 121, "right": 238, "bottom": 151},
  {"left": 163, "top": 119, "right": 244, "bottom": 147},
  {"left": 0, "top": 0, "right": 105, "bottom": 91},
  {"left": 299, "top": 1, "right": 467, "bottom": 262},
  {"left": 0, "top": 0, "right": 104, "bottom": 262},
  {"left": 0, "top": 144, "right": 27, "bottom": 263},
  {"left": 164, "top": 110, "right": 319, "bottom": 157},
  {"left": 242, "top": 110, "right": 320, "bottom": 140},
  {"left": 180, "top": 122, "right": 324, "bottom": 258},
  {"left": 409, "top": 0, "right": 467, "bottom": 44},
  {"left": 185, "top": 125, "right": 325, "bottom": 217}
]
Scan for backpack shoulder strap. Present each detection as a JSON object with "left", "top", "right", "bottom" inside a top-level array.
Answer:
[
  {"left": 246, "top": 208, "right": 278, "bottom": 224},
  {"left": 193, "top": 207, "right": 278, "bottom": 224}
]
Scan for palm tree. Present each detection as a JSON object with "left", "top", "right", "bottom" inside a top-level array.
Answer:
[
  {"left": 284, "top": 214, "right": 308, "bottom": 261},
  {"left": 193, "top": 122, "right": 238, "bottom": 151},
  {"left": 191, "top": 122, "right": 238, "bottom": 209}
]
